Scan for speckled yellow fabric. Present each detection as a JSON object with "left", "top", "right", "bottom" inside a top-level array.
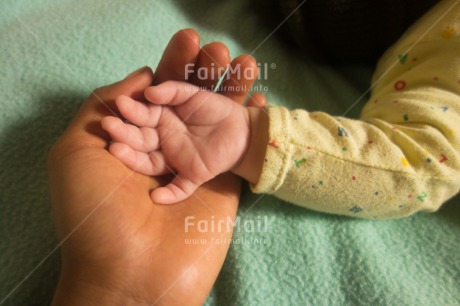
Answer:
[{"left": 252, "top": 0, "right": 460, "bottom": 219}]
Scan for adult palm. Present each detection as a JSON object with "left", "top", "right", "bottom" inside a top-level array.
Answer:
[{"left": 48, "top": 29, "right": 262, "bottom": 305}]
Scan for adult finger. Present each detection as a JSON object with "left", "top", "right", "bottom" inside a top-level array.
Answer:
[
  {"left": 220, "top": 55, "right": 259, "bottom": 105},
  {"left": 53, "top": 67, "right": 154, "bottom": 153},
  {"left": 247, "top": 93, "right": 267, "bottom": 108},
  {"left": 190, "top": 42, "right": 231, "bottom": 90},
  {"left": 154, "top": 28, "right": 201, "bottom": 84}
]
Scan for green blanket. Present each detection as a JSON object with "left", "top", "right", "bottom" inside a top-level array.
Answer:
[{"left": 1, "top": 0, "right": 458, "bottom": 305}]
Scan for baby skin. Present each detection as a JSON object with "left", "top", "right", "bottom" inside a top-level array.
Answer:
[
  {"left": 103, "top": 0, "right": 460, "bottom": 219},
  {"left": 102, "top": 81, "right": 268, "bottom": 204}
]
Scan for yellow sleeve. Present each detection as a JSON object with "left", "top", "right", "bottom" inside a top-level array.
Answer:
[{"left": 251, "top": 0, "right": 460, "bottom": 219}]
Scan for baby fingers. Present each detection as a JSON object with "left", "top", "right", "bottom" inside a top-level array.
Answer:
[
  {"left": 101, "top": 116, "right": 160, "bottom": 152},
  {"left": 108, "top": 142, "right": 171, "bottom": 176},
  {"left": 115, "top": 95, "right": 162, "bottom": 127},
  {"left": 144, "top": 81, "right": 202, "bottom": 106},
  {"left": 151, "top": 176, "right": 198, "bottom": 204}
]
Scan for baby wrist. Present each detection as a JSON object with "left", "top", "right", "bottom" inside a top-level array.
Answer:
[{"left": 232, "top": 107, "right": 269, "bottom": 184}]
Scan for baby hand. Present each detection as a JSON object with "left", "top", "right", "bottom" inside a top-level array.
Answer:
[{"left": 102, "top": 81, "right": 250, "bottom": 204}]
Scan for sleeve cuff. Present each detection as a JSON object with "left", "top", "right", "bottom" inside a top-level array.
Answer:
[{"left": 250, "top": 106, "right": 294, "bottom": 194}]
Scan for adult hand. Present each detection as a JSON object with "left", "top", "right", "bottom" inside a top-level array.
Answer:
[{"left": 48, "top": 29, "right": 264, "bottom": 305}]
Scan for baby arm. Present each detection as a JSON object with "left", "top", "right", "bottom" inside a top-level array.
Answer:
[
  {"left": 241, "top": 0, "right": 460, "bottom": 218},
  {"left": 102, "top": 64, "right": 459, "bottom": 217},
  {"left": 103, "top": 1, "right": 460, "bottom": 218}
]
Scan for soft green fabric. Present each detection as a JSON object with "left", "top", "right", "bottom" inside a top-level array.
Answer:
[{"left": 0, "top": 0, "right": 458, "bottom": 305}]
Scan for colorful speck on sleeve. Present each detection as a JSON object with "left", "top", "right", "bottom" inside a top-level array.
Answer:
[{"left": 250, "top": 0, "right": 460, "bottom": 219}]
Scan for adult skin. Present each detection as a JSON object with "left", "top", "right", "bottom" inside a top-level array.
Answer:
[{"left": 49, "top": 29, "right": 265, "bottom": 305}]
